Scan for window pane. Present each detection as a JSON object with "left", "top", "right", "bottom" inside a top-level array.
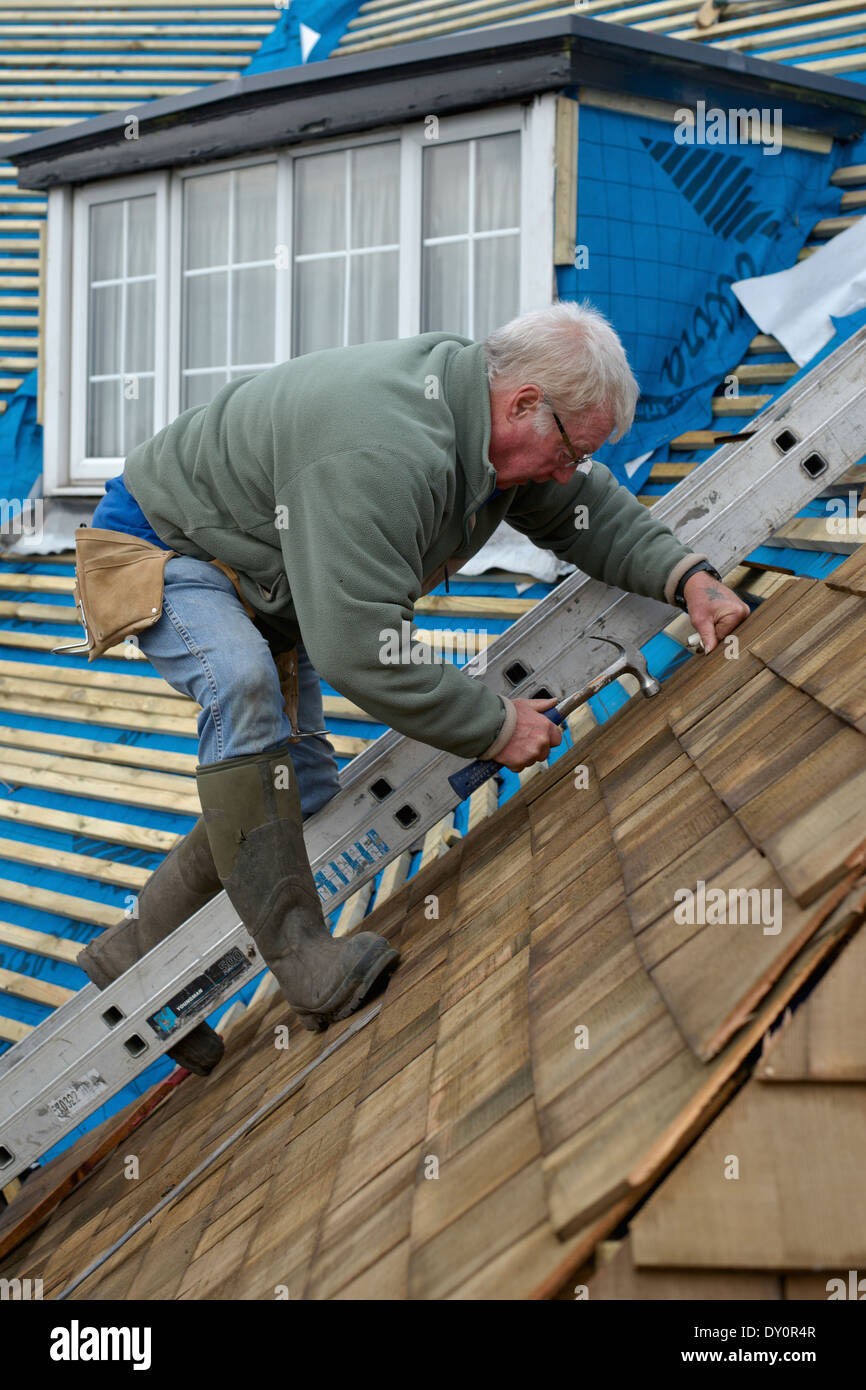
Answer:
[
  {"left": 231, "top": 265, "right": 276, "bottom": 366},
  {"left": 234, "top": 163, "right": 277, "bottom": 263},
  {"left": 87, "top": 194, "right": 158, "bottom": 460},
  {"left": 350, "top": 143, "right": 399, "bottom": 248},
  {"left": 475, "top": 133, "right": 520, "bottom": 233},
  {"left": 123, "top": 375, "right": 155, "bottom": 453},
  {"left": 185, "top": 270, "right": 227, "bottom": 370},
  {"left": 127, "top": 195, "right": 156, "bottom": 277},
  {"left": 89, "top": 283, "right": 121, "bottom": 376},
  {"left": 295, "top": 152, "right": 346, "bottom": 255},
  {"left": 90, "top": 202, "right": 123, "bottom": 281},
  {"left": 87, "top": 379, "right": 122, "bottom": 457},
  {"left": 348, "top": 250, "right": 399, "bottom": 345},
  {"left": 184, "top": 172, "right": 230, "bottom": 270},
  {"left": 422, "top": 241, "right": 467, "bottom": 334},
  {"left": 182, "top": 371, "right": 226, "bottom": 411},
  {"left": 294, "top": 258, "right": 344, "bottom": 354},
  {"left": 474, "top": 234, "right": 520, "bottom": 339},
  {"left": 125, "top": 278, "right": 155, "bottom": 376},
  {"left": 422, "top": 143, "right": 468, "bottom": 239}
]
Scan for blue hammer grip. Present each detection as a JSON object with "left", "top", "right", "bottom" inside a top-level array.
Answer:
[{"left": 448, "top": 706, "right": 564, "bottom": 800}]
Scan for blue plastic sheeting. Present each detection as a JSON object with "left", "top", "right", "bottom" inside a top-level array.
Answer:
[
  {"left": 559, "top": 103, "right": 844, "bottom": 490},
  {"left": 848, "top": 133, "right": 866, "bottom": 163},
  {"left": 246, "top": 0, "right": 364, "bottom": 72},
  {"left": 0, "top": 370, "right": 42, "bottom": 503},
  {"left": 746, "top": 546, "right": 853, "bottom": 580}
]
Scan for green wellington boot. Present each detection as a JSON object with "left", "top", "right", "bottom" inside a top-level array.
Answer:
[
  {"left": 196, "top": 742, "right": 400, "bottom": 1032},
  {"left": 76, "top": 818, "right": 225, "bottom": 1076}
]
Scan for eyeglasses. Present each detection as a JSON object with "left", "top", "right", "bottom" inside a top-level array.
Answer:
[{"left": 542, "top": 395, "right": 593, "bottom": 472}]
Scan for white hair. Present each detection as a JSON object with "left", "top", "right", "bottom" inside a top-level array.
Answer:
[{"left": 483, "top": 300, "right": 639, "bottom": 443}]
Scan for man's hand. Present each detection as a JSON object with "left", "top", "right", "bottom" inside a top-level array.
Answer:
[
  {"left": 495, "top": 697, "right": 563, "bottom": 772},
  {"left": 684, "top": 571, "right": 751, "bottom": 653}
]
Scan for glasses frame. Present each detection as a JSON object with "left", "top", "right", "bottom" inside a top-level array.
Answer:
[{"left": 541, "top": 394, "right": 593, "bottom": 472}]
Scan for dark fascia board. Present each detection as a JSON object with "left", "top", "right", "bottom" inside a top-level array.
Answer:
[{"left": 7, "top": 15, "right": 866, "bottom": 188}]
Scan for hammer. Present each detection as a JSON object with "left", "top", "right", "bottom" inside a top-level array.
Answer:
[{"left": 448, "top": 636, "right": 660, "bottom": 799}]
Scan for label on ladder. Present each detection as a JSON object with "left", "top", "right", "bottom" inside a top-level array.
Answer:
[
  {"left": 314, "top": 827, "right": 392, "bottom": 903},
  {"left": 46, "top": 1069, "right": 107, "bottom": 1128},
  {"left": 148, "top": 947, "right": 252, "bottom": 1041}
]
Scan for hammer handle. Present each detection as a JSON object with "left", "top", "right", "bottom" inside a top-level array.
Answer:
[{"left": 448, "top": 706, "right": 564, "bottom": 800}]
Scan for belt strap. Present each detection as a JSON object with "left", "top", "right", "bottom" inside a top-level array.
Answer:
[{"left": 208, "top": 558, "right": 257, "bottom": 620}]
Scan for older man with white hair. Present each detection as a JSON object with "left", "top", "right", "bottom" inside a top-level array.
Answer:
[{"left": 74, "top": 300, "right": 748, "bottom": 1071}]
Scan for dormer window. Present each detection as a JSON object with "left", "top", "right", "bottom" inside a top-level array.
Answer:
[{"left": 47, "top": 100, "right": 554, "bottom": 489}]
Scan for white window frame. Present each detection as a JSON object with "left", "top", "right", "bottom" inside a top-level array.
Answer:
[
  {"left": 289, "top": 136, "right": 403, "bottom": 354},
  {"left": 68, "top": 172, "right": 169, "bottom": 483},
  {"left": 168, "top": 152, "right": 284, "bottom": 421},
  {"left": 399, "top": 101, "right": 555, "bottom": 336},
  {"left": 45, "top": 95, "right": 556, "bottom": 494}
]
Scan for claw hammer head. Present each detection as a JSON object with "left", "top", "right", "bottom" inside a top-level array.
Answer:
[
  {"left": 591, "top": 635, "right": 660, "bottom": 698},
  {"left": 560, "top": 636, "right": 660, "bottom": 717}
]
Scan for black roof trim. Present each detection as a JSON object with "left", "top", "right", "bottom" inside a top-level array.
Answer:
[{"left": 6, "top": 15, "right": 866, "bottom": 187}]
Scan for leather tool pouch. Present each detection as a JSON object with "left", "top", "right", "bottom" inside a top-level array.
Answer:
[
  {"left": 55, "top": 526, "right": 179, "bottom": 662},
  {"left": 58, "top": 532, "right": 299, "bottom": 743}
]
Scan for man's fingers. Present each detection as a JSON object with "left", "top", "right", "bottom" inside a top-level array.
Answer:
[
  {"left": 689, "top": 592, "right": 751, "bottom": 656},
  {"left": 711, "top": 601, "right": 751, "bottom": 643},
  {"left": 497, "top": 696, "right": 565, "bottom": 770}
]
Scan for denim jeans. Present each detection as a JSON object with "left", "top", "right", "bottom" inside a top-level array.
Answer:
[{"left": 137, "top": 554, "right": 341, "bottom": 818}]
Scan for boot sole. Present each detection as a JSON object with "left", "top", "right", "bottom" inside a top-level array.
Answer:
[
  {"left": 293, "top": 943, "right": 400, "bottom": 1033},
  {"left": 168, "top": 1026, "right": 225, "bottom": 1076}
]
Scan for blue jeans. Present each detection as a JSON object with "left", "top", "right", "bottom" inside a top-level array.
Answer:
[{"left": 137, "top": 554, "right": 341, "bottom": 818}]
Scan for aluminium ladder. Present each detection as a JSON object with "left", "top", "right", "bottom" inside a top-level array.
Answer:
[{"left": 1, "top": 325, "right": 865, "bottom": 1181}]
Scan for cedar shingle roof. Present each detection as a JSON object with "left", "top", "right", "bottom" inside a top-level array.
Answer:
[{"left": 2, "top": 549, "right": 865, "bottom": 1297}]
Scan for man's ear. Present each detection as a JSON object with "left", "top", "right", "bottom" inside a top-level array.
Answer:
[{"left": 510, "top": 384, "right": 543, "bottom": 420}]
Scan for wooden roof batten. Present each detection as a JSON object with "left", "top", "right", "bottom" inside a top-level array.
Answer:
[{"left": 0, "top": 1, "right": 275, "bottom": 417}]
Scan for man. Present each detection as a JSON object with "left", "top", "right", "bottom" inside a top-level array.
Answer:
[{"left": 77, "top": 300, "right": 749, "bottom": 1075}]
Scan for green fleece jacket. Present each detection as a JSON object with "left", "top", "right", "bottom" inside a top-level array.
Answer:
[{"left": 124, "top": 333, "right": 705, "bottom": 760}]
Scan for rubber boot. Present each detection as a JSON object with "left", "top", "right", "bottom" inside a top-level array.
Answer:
[
  {"left": 196, "top": 742, "right": 399, "bottom": 1032},
  {"left": 76, "top": 818, "right": 225, "bottom": 1076}
]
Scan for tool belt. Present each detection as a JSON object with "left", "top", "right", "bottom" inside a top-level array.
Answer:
[{"left": 59, "top": 526, "right": 301, "bottom": 736}]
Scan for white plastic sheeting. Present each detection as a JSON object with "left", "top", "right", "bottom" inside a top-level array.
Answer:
[
  {"left": 459, "top": 521, "right": 576, "bottom": 586},
  {"left": 731, "top": 216, "right": 866, "bottom": 366}
]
